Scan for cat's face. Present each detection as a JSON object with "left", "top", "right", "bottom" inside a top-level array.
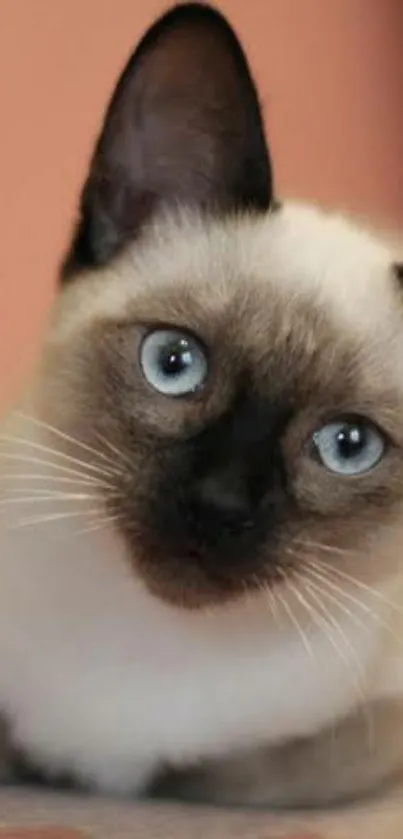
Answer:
[{"left": 41, "top": 4, "right": 403, "bottom": 608}]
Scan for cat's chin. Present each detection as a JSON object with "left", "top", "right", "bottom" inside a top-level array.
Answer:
[
  {"left": 132, "top": 552, "right": 267, "bottom": 612},
  {"left": 136, "top": 569, "right": 252, "bottom": 612}
]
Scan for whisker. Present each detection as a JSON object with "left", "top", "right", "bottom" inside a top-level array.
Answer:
[
  {"left": 0, "top": 436, "right": 123, "bottom": 481},
  {"left": 301, "top": 560, "right": 403, "bottom": 642},
  {"left": 280, "top": 577, "right": 315, "bottom": 658},
  {"left": 291, "top": 540, "right": 403, "bottom": 617},
  {"left": 8, "top": 507, "right": 106, "bottom": 530},
  {"left": 265, "top": 583, "right": 283, "bottom": 629},
  {"left": 285, "top": 567, "right": 352, "bottom": 666},
  {"left": 298, "top": 572, "right": 370, "bottom": 637},
  {"left": 0, "top": 453, "right": 115, "bottom": 487},
  {"left": 4, "top": 487, "right": 119, "bottom": 499},
  {"left": 15, "top": 412, "right": 125, "bottom": 472},
  {"left": 1, "top": 474, "right": 116, "bottom": 491},
  {"left": 274, "top": 576, "right": 313, "bottom": 659},
  {"left": 294, "top": 537, "right": 353, "bottom": 559},
  {"left": 0, "top": 493, "right": 94, "bottom": 506},
  {"left": 308, "top": 555, "right": 403, "bottom": 618},
  {"left": 76, "top": 513, "right": 124, "bottom": 536},
  {"left": 301, "top": 578, "right": 374, "bottom": 749},
  {"left": 253, "top": 574, "right": 283, "bottom": 628},
  {"left": 94, "top": 431, "right": 133, "bottom": 470},
  {"left": 281, "top": 572, "right": 357, "bottom": 674},
  {"left": 303, "top": 579, "right": 365, "bottom": 676}
]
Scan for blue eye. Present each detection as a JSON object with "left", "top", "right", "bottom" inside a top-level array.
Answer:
[
  {"left": 140, "top": 329, "right": 208, "bottom": 396},
  {"left": 313, "top": 418, "right": 385, "bottom": 476}
]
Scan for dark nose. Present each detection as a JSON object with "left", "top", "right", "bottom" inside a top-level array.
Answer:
[{"left": 191, "top": 469, "right": 256, "bottom": 527}]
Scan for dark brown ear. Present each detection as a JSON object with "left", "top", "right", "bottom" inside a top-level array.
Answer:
[{"left": 61, "top": 2, "right": 273, "bottom": 281}]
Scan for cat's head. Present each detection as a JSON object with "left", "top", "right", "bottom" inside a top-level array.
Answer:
[{"left": 41, "top": 3, "right": 403, "bottom": 609}]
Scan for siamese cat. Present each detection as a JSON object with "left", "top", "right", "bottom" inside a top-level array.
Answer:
[{"left": 1, "top": 1, "right": 403, "bottom": 809}]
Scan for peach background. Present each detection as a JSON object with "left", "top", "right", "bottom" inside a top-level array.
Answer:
[{"left": 1, "top": 0, "right": 403, "bottom": 411}]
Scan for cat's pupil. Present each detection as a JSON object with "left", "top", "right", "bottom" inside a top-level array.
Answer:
[
  {"left": 336, "top": 424, "right": 367, "bottom": 459},
  {"left": 159, "top": 339, "right": 192, "bottom": 377}
]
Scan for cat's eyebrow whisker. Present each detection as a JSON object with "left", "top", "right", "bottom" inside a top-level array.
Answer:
[
  {"left": 0, "top": 453, "right": 116, "bottom": 488},
  {"left": 14, "top": 412, "right": 125, "bottom": 473},
  {"left": 0, "top": 436, "right": 123, "bottom": 481}
]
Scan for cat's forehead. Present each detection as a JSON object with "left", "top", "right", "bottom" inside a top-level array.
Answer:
[{"left": 54, "top": 201, "right": 399, "bottom": 346}]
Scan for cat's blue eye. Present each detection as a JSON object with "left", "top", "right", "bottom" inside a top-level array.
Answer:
[
  {"left": 140, "top": 329, "right": 208, "bottom": 396},
  {"left": 313, "top": 418, "right": 385, "bottom": 476}
]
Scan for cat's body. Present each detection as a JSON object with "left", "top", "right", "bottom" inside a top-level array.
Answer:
[{"left": 2, "top": 2, "right": 403, "bottom": 811}]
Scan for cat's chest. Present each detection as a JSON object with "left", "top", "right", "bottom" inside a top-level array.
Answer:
[{"left": 0, "top": 522, "right": 381, "bottom": 793}]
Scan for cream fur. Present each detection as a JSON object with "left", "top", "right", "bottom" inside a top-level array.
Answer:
[{"left": 1, "top": 202, "right": 403, "bottom": 802}]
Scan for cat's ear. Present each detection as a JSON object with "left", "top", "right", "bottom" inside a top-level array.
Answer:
[{"left": 61, "top": 2, "right": 273, "bottom": 281}]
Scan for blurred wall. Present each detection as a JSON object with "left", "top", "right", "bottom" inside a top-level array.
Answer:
[{"left": 1, "top": 0, "right": 403, "bottom": 410}]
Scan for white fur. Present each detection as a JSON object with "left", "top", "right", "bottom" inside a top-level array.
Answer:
[{"left": 1, "top": 202, "right": 403, "bottom": 794}]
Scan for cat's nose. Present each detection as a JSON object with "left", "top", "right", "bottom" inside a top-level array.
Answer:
[{"left": 191, "top": 470, "right": 255, "bottom": 526}]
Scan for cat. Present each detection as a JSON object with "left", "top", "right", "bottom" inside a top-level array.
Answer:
[{"left": 1, "top": 0, "right": 403, "bottom": 809}]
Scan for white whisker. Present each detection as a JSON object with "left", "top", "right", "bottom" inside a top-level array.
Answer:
[
  {"left": 0, "top": 493, "right": 94, "bottom": 506},
  {"left": 291, "top": 539, "right": 403, "bottom": 617},
  {"left": 8, "top": 507, "right": 106, "bottom": 530},
  {"left": 298, "top": 572, "right": 370, "bottom": 636},
  {"left": 301, "top": 560, "right": 403, "bottom": 644},
  {"left": 1, "top": 473, "right": 115, "bottom": 490},
  {"left": 282, "top": 572, "right": 356, "bottom": 674},
  {"left": 265, "top": 584, "right": 283, "bottom": 628},
  {"left": 303, "top": 579, "right": 364, "bottom": 677},
  {"left": 0, "top": 435, "right": 123, "bottom": 481},
  {"left": 252, "top": 574, "right": 283, "bottom": 628},
  {"left": 289, "top": 576, "right": 352, "bottom": 670},
  {"left": 94, "top": 431, "right": 133, "bottom": 469},
  {"left": 0, "top": 453, "right": 114, "bottom": 487},
  {"left": 15, "top": 412, "right": 126, "bottom": 472},
  {"left": 302, "top": 578, "right": 374, "bottom": 750},
  {"left": 281, "top": 577, "right": 315, "bottom": 659},
  {"left": 76, "top": 513, "right": 124, "bottom": 536},
  {"left": 294, "top": 537, "right": 353, "bottom": 559},
  {"left": 275, "top": 579, "right": 313, "bottom": 659}
]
